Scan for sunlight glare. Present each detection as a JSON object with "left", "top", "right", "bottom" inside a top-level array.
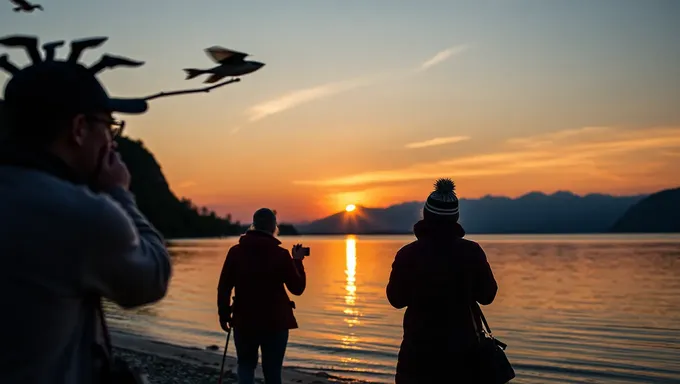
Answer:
[
  {"left": 344, "top": 236, "right": 360, "bottom": 330},
  {"left": 345, "top": 204, "right": 356, "bottom": 212}
]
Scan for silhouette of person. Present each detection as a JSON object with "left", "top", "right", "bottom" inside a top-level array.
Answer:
[
  {"left": 217, "top": 208, "right": 307, "bottom": 384},
  {"left": 0, "top": 60, "right": 171, "bottom": 383},
  {"left": 386, "top": 179, "right": 498, "bottom": 383}
]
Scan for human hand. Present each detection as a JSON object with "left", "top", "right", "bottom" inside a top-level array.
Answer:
[
  {"left": 291, "top": 243, "right": 307, "bottom": 260},
  {"left": 95, "top": 145, "right": 131, "bottom": 191},
  {"left": 219, "top": 316, "right": 231, "bottom": 332}
]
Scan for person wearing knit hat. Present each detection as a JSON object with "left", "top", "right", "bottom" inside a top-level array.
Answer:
[
  {"left": 386, "top": 178, "right": 508, "bottom": 383},
  {"left": 423, "top": 178, "right": 460, "bottom": 222}
]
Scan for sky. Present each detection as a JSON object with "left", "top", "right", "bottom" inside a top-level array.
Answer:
[{"left": 1, "top": 0, "right": 679, "bottom": 222}]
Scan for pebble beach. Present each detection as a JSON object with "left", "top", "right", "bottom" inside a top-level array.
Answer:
[{"left": 111, "top": 331, "right": 377, "bottom": 384}]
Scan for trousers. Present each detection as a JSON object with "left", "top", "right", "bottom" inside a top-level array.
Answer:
[{"left": 232, "top": 329, "right": 289, "bottom": 384}]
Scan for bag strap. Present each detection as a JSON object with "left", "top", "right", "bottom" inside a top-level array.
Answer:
[
  {"left": 477, "top": 304, "right": 493, "bottom": 335},
  {"left": 458, "top": 242, "right": 493, "bottom": 340},
  {"left": 469, "top": 301, "right": 493, "bottom": 337},
  {"left": 92, "top": 296, "right": 115, "bottom": 369},
  {"left": 96, "top": 300, "right": 114, "bottom": 354}
]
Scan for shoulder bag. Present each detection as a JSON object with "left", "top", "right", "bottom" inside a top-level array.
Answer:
[{"left": 468, "top": 301, "right": 516, "bottom": 384}]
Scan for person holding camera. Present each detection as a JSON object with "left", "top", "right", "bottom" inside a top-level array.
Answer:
[{"left": 217, "top": 208, "right": 308, "bottom": 384}]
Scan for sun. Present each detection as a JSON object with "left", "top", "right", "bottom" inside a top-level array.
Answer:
[{"left": 345, "top": 204, "right": 356, "bottom": 212}]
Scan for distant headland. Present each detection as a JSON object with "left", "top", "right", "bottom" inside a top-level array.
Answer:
[{"left": 115, "top": 136, "right": 298, "bottom": 239}]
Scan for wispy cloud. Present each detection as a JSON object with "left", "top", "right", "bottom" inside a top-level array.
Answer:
[
  {"left": 506, "top": 126, "right": 614, "bottom": 147},
  {"left": 417, "top": 45, "right": 469, "bottom": 72},
  {"left": 662, "top": 149, "right": 680, "bottom": 157},
  {"left": 293, "top": 126, "right": 680, "bottom": 187},
  {"left": 241, "top": 43, "right": 471, "bottom": 126},
  {"left": 405, "top": 135, "right": 470, "bottom": 149},
  {"left": 246, "top": 76, "right": 381, "bottom": 123}
]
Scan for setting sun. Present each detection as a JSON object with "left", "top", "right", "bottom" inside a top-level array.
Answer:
[{"left": 345, "top": 204, "right": 356, "bottom": 212}]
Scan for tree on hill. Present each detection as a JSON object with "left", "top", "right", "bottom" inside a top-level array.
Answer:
[{"left": 115, "top": 136, "right": 299, "bottom": 238}]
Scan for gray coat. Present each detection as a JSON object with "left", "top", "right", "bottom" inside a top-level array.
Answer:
[{"left": 0, "top": 160, "right": 172, "bottom": 383}]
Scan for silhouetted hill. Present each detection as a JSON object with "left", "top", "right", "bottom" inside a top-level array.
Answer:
[
  {"left": 295, "top": 206, "right": 395, "bottom": 234},
  {"left": 297, "top": 191, "right": 646, "bottom": 234},
  {"left": 115, "top": 136, "right": 298, "bottom": 239},
  {"left": 610, "top": 187, "right": 680, "bottom": 233}
]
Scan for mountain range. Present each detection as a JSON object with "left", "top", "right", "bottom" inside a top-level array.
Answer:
[
  {"left": 296, "top": 190, "right": 678, "bottom": 234},
  {"left": 611, "top": 187, "right": 680, "bottom": 233}
]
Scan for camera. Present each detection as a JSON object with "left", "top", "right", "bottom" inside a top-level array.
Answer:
[{"left": 294, "top": 244, "right": 310, "bottom": 257}]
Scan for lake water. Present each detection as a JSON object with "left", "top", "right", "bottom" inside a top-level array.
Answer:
[{"left": 106, "top": 234, "right": 680, "bottom": 383}]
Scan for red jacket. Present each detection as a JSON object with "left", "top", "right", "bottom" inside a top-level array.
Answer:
[{"left": 217, "top": 230, "right": 306, "bottom": 332}]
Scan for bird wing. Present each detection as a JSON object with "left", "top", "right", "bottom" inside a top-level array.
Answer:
[
  {"left": 10, "top": 0, "right": 28, "bottom": 6},
  {"left": 205, "top": 46, "right": 249, "bottom": 63}
]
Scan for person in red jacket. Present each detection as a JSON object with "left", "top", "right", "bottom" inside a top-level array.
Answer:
[
  {"left": 217, "top": 208, "right": 307, "bottom": 384},
  {"left": 386, "top": 179, "right": 498, "bottom": 383}
]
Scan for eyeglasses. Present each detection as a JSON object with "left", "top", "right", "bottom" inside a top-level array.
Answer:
[{"left": 86, "top": 115, "right": 126, "bottom": 139}]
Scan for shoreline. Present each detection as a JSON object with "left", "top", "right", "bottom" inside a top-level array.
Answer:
[{"left": 110, "top": 330, "right": 380, "bottom": 384}]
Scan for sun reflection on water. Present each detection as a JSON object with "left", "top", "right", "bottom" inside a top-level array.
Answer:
[{"left": 343, "top": 236, "right": 360, "bottom": 344}]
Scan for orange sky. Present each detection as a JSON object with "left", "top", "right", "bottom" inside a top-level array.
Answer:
[
  {"left": 1, "top": 1, "right": 679, "bottom": 223},
  {"left": 161, "top": 125, "right": 680, "bottom": 222}
]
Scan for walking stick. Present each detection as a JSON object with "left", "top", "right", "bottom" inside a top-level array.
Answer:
[{"left": 217, "top": 328, "right": 232, "bottom": 384}]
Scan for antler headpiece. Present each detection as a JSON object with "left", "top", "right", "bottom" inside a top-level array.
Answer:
[
  {"left": 1, "top": 34, "right": 240, "bottom": 105},
  {"left": 0, "top": 34, "right": 145, "bottom": 76}
]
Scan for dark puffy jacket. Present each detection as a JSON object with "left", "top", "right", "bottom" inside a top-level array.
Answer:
[
  {"left": 217, "top": 230, "right": 306, "bottom": 332},
  {"left": 386, "top": 220, "right": 498, "bottom": 381}
]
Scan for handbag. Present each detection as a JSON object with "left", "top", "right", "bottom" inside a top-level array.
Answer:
[
  {"left": 94, "top": 300, "right": 150, "bottom": 384},
  {"left": 469, "top": 302, "right": 516, "bottom": 384}
]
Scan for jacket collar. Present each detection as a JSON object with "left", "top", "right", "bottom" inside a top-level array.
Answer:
[
  {"left": 0, "top": 141, "right": 86, "bottom": 185},
  {"left": 413, "top": 219, "right": 466, "bottom": 240},
  {"left": 239, "top": 229, "right": 282, "bottom": 246}
]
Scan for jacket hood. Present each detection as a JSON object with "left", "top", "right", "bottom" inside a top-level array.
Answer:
[{"left": 413, "top": 219, "right": 466, "bottom": 240}]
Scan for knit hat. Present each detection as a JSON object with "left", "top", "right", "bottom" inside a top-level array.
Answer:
[{"left": 423, "top": 178, "right": 460, "bottom": 222}]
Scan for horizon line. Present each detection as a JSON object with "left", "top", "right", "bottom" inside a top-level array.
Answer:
[{"left": 286, "top": 187, "right": 666, "bottom": 224}]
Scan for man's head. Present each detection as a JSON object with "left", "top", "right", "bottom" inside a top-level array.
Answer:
[
  {"left": 423, "top": 178, "right": 460, "bottom": 223},
  {"left": 252, "top": 208, "right": 278, "bottom": 235},
  {"left": 2, "top": 60, "right": 147, "bottom": 181}
]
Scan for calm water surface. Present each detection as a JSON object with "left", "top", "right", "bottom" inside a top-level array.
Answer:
[{"left": 106, "top": 234, "right": 680, "bottom": 383}]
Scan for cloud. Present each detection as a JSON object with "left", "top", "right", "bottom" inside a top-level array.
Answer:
[
  {"left": 506, "top": 126, "right": 614, "bottom": 147},
  {"left": 417, "top": 45, "right": 469, "bottom": 72},
  {"left": 246, "top": 76, "right": 382, "bottom": 122},
  {"left": 229, "top": 125, "right": 243, "bottom": 135},
  {"left": 293, "top": 126, "right": 680, "bottom": 187},
  {"left": 405, "top": 135, "right": 470, "bottom": 149},
  {"left": 240, "top": 43, "right": 471, "bottom": 126},
  {"left": 662, "top": 149, "right": 680, "bottom": 157}
]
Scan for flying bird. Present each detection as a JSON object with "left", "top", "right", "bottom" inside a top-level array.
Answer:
[
  {"left": 183, "top": 46, "right": 265, "bottom": 84},
  {"left": 10, "top": 0, "right": 43, "bottom": 12}
]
